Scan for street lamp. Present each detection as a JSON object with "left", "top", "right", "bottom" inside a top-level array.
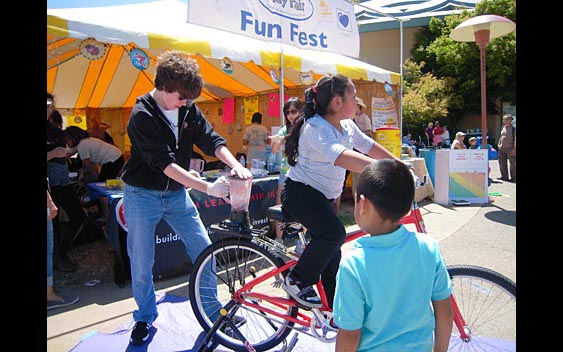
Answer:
[{"left": 450, "top": 15, "right": 515, "bottom": 149}]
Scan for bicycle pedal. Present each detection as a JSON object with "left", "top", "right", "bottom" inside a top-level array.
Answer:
[{"left": 293, "top": 301, "right": 312, "bottom": 311}]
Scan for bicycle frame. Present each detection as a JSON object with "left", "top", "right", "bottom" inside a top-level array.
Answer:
[
  {"left": 226, "top": 201, "right": 472, "bottom": 341},
  {"left": 191, "top": 182, "right": 515, "bottom": 351}
]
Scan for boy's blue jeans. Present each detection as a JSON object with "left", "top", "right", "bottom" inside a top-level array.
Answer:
[{"left": 124, "top": 184, "right": 220, "bottom": 323}]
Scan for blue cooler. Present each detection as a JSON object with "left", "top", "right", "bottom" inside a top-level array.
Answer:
[{"left": 419, "top": 149, "right": 436, "bottom": 185}]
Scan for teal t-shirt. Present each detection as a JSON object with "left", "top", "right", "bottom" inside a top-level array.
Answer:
[{"left": 333, "top": 225, "right": 452, "bottom": 352}]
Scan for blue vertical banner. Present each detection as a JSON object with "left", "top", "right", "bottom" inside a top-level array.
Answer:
[{"left": 187, "top": 0, "right": 360, "bottom": 58}]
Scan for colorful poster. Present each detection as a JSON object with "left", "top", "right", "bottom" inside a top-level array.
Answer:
[
  {"left": 448, "top": 149, "right": 489, "bottom": 204},
  {"left": 371, "top": 97, "right": 398, "bottom": 129},
  {"left": 187, "top": 0, "right": 360, "bottom": 57},
  {"left": 243, "top": 96, "right": 259, "bottom": 125},
  {"left": 222, "top": 97, "right": 235, "bottom": 124},
  {"left": 267, "top": 93, "right": 281, "bottom": 117}
]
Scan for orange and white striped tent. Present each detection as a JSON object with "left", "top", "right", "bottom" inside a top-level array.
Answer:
[{"left": 47, "top": 0, "right": 400, "bottom": 111}]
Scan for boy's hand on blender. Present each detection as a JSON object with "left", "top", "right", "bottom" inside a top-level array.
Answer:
[
  {"left": 230, "top": 163, "right": 252, "bottom": 179},
  {"left": 206, "top": 176, "right": 230, "bottom": 198}
]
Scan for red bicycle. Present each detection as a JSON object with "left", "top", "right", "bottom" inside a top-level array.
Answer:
[{"left": 189, "top": 177, "right": 516, "bottom": 352}]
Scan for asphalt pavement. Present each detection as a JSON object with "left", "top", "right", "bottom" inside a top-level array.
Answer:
[{"left": 47, "top": 160, "right": 516, "bottom": 352}]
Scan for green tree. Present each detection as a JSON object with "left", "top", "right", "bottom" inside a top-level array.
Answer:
[
  {"left": 410, "top": 0, "right": 516, "bottom": 118},
  {"left": 402, "top": 59, "right": 463, "bottom": 140}
]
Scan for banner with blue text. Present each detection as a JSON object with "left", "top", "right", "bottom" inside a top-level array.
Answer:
[{"left": 187, "top": 0, "right": 359, "bottom": 58}]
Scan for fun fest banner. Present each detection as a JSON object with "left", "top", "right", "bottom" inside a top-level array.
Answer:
[{"left": 187, "top": 0, "right": 360, "bottom": 58}]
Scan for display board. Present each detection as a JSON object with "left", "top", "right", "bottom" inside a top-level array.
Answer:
[{"left": 434, "top": 149, "right": 489, "bottom": 205}]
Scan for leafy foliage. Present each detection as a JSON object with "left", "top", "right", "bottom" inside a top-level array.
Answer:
[
  {"left": 408, "top": 0, "right": 516, "bottom": 128},
  {"left": 402, "top": 59, "right": 463, "bottom": 139}
]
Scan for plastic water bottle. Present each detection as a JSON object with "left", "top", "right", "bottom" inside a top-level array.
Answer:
[
  {"left": 267, "top": 152, "right": 276, "bottom": 173},
  {"left": 239, "top": 155, "right": 246, "bottom": 168}
]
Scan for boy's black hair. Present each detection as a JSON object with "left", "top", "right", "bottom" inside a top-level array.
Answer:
[{"left": 356, "top": 159, "right": 415, "bottom": 222}]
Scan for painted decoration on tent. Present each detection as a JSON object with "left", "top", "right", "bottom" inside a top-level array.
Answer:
[
  {"left": 269, "top": 68, "right": 280, "bottom": 84},
  {"left": 220, "top": 58, "right": 234, "bottom": 74},
  {"left": 79, "top": 38, "right": 107, "bottom": 60},
  {"left": 130, "top": 48, "right": 150, "bottom": 70},
  {"left": 384, "top": 83, "right": 394, "bottom": 96},
  {"left": 371, "top": 97, "right": 398, "bottom": 129},
  {"left": 65, "top": 115, "right": 88, "bottom": 130},
  {"left": 222, "top": 98, "right": 235, "bottom": 124},
  {"left": 187, "top": 0, "right": 360, "bottom": 58},
  {"left": 267, "top": 93, "right": 281, "bottom": 117},
  {"left": 299, "top": 71, "right": 314, "bottom": 85},
  {"left": 243, "top": 96, "right": 259, "bottom": 124}
]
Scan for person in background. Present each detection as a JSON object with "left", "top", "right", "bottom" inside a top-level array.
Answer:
[
  {"left": 334, "top": 96, "right": 373, "bottom": 213},
  {"left": 402, "top": 133, "right": 417, "bottom": 157},
  {"left": 468, "top": 136, "right": 478, "bottom": 149},
  {"left": 497, "top": 114, "right": 516, "bottom": 183},
  {"left": 281, "top": 74, "right": 399, "bottom": 309},
  {"left": 65, "top": 126, "right": 124, "bottom": 182},
  {"left": 333, "top": 159, "right": 452, "bottom": 352},
  {"left": 47, "top": 185, "right": 79, "bottom": 310},
  {"left": 450, "top": 131, "right": 467, "bottom": 150},
  {"left": 354, "top": 97, "right": 373, "bottom": 138},
  {"left": 47, "top": 93, "right": 85, "bottom": 272},
  {"left": 433, "top": 121, "right": 444, "bottom": 148},
  {"left": 269, "top": 97, "right": 304, "bottom": 245},
  {"left": 424, "top": 122, "right": 434, "bottom": 147},
  {"left": 89, "top": 120, "right": 115, "bottom": 145},
  {"left": 121, "top": 50, "right": 251, "bottom": 345},
  {"left": 442, "top": 125, "right": 451, "bottom": 147},
  {"left": 242, "top": 112, "right": 270, "bottom": 167}
]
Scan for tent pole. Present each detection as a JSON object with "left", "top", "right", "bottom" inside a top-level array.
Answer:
[{"left": 280, "top": 45, "right": 285, "bottom": 126}]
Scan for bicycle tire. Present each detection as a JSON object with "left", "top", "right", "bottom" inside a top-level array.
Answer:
[
  {"left": 189, "top": 237, "right": 298, "bottom": 352},
  {"left": 447, "top": 265, "right": 516, "bottom": 352}
]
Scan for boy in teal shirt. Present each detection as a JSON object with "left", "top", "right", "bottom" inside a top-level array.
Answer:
[{"left": 333, "top": 159, "right": 453, "bottom": 352}]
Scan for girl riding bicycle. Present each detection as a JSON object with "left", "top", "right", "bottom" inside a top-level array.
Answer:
[{"left": 281, "top": 74, "right": 399, "bottom": 308}]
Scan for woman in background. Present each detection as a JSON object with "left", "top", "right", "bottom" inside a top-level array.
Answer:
[
  {"left": 65, "top": 126, "right": 124, "bottom": 182},
  {"left": 269, "top": 97, "right": 304, "bottom": 245}
]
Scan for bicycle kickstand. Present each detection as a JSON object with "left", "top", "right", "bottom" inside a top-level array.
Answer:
[{"left": 195, "top": 300, "right": 238, "bottom": 352}]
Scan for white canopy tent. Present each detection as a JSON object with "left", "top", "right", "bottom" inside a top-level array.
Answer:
[{"left": 47, "top": 0, "right": 400, "bottom": 110}]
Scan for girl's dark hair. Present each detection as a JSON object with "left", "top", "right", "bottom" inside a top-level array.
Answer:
[
  {"left": 356, "top": 159, "right": 415, "bottom": 222},
  {"left": 285, "top": 74, "right": 353, "bottom": 166},
  {"left": 251, "top": 112, "right": 262, "bottom": 124},
  {"left": 65, "top": 126, "right": 90, "bottom": 147}
]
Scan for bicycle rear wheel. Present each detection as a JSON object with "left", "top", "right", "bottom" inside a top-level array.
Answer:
[
  {"left": 188, "top": 237, "right": 297, "bottom": 351},
  {"left": 447, "top": 265, "right": 516, "bottom": 352}
]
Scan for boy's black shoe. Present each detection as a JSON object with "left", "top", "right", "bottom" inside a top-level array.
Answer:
[{"left": 130, "top": 321, "right": 152, "bottom": 345}]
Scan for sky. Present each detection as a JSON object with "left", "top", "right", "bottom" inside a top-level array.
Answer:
[{"left": 48, "top": 0, "right": 188, "bottom": 9}]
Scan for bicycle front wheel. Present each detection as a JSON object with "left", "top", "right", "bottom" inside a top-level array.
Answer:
[
  {"left": 188, "top": 237, "right": 297, "bottom": 352},
  {"left": 447, "top": 265, "right": 516, "bottom": 352}
]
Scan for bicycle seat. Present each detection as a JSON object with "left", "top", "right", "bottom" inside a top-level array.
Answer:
[{"left": 267, "top": 204, "right": 295, "bottom": 222}]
